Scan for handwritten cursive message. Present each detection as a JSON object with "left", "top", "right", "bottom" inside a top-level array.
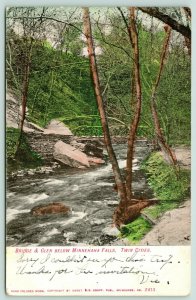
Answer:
[{"left": 6, "top": 246, "right": 190, "bottom": 296}]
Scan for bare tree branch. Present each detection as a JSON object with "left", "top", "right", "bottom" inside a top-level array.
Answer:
[
  {"left": 117, "top": 7, "right": 133, "bottom": 45},
  {"left": 6, "top": 16, "right": 83, "bottom": 34},
  {"left": 138, "top": 7, "right": 191, "bottom": 40},
  {"left": 96, "top": 20, "right": 131, "bottom": 58}
]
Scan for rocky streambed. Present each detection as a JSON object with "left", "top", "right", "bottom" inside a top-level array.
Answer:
[{"left": 6, "top": 142, "right": 153, "bottom": 247}]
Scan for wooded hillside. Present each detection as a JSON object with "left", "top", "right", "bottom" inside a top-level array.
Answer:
[{"left": 6, "top": 7, "right": 191, "bottom": 143}]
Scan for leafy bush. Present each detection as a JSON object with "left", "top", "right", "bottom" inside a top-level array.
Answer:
[
  {"left": 6, "top": 127, "right": 19, "bottom": 159},
  {"left": 120, "top": 217, "right": 152, "bottom": 243},
  {"left": 141, "top": 152, "right": 190, "bottom": 201}
]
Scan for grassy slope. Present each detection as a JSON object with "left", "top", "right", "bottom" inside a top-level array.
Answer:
[{"left": 27, "top": 44, "right": 102, "bottom": 136}]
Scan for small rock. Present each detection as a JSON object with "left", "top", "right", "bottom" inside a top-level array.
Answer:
[
  {"left": 52, "top": 162, "right": 60, "bottom": 168},
  {"left": 27, "top": 170, "right": 35, "bottom": 175},
  {"left": 90, "top": 219, "right": 105, "bottom": 226},
  {"left": 45, "top": 167, "right": 52, "bottom": 171},
  {"left": 102, "top": 226, "right": 120, "bottom": 237},
  {"left": 31, "top": 202, "right": 72, "bottom": 216}
]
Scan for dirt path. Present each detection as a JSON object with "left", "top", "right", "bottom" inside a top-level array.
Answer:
[
  {"left": 140, "top": 199, "right": 190, "bottom": 245},
  {"left": 140, "top": 146, "right": 191, "bottom": 246}
]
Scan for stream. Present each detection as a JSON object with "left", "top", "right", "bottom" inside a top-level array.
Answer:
[{"left": 6, "top": 141, "right": 153, "bottom": 246}]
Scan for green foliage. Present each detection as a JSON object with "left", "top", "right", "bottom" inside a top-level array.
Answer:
[
  {"left": 157, "top": 50, "right": 191, "bottom": 145},
  {"left": 6, "top": 127, "right": 19, "bottom": 159},
  {"left": 27, "top": 44, "right": 101, "bottom": 135},
  {"left": 122, "top": 152, "right": 190, "bottom": 242},
  {"left": 143, "top": 202, "right": 178, "bottom": 220},
  {"left": 141, "top": 152, "right": 190, "bottom": 201},
  {"left": 58, "top": 115, "right": 102, "bottom": 136},
  {"left": 97, "top": 21, "right": 190, "bottom": 142},
  {"left": 141, "top": 152, "right": 190, "bottom": 219},
  {"left": 6, "top": 12, "right": 190, "bottom": 142},
  {"left": 7, "top": 32, "right": 102, "bottom": 136},
  {"left": 120, "top": 217, "right": 152, "bottom": 243},
  {"left": 6, "top": 127, "right": 43, "bottom": 168}
]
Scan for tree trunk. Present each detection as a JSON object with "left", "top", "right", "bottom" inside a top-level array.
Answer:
[
  {"left": 82, "top": 8, "right": 127, "bottom": 221},
  {"left": 126, "top": 7, "right": 142, "bottom": 201},
  {"left": 151, "top": 26, "right": 178, "bottom": 166},
  {"left": 83, "top": 7, "right": 155, "bottom": 228},
  {"left": 19, "top": 61, "right": 30, "bottom": 132},
  {"left": 15, "top": 41, "right": 33, "bottom": 155}
]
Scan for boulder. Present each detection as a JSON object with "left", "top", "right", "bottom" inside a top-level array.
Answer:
[
  {"left": 70, "top": 140, "right": 85, "bottom": 151},
  {"left": 71, "top": 140, "right": 103, "bottom": 158},
  {"left": 44, "top": 119, "right": 73, "bottom": 136},
  {"left": 53, "top": 141, "right": 90, "bottom": 168},
  {"left": 31, "top": 202, "right": 71, "bottom": 216},
  {"left": 84, "top": 142, "right": 103, "bottom": 158}
]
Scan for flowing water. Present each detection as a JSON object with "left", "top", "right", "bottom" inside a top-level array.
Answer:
[{"left": 6, "top": 142, "right": 153, "bottom": 246}]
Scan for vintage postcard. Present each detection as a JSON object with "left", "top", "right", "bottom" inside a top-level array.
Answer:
[{"left": 6, "top": 6, "right": 191, "bottom": 296}]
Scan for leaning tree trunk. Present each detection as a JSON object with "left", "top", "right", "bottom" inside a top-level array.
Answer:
[
  {"left": 151, "top": 25, "right": 178, "bottom": 166},
  {"left": 82, "top": 8, "right": 128, "bottom": 222}
]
